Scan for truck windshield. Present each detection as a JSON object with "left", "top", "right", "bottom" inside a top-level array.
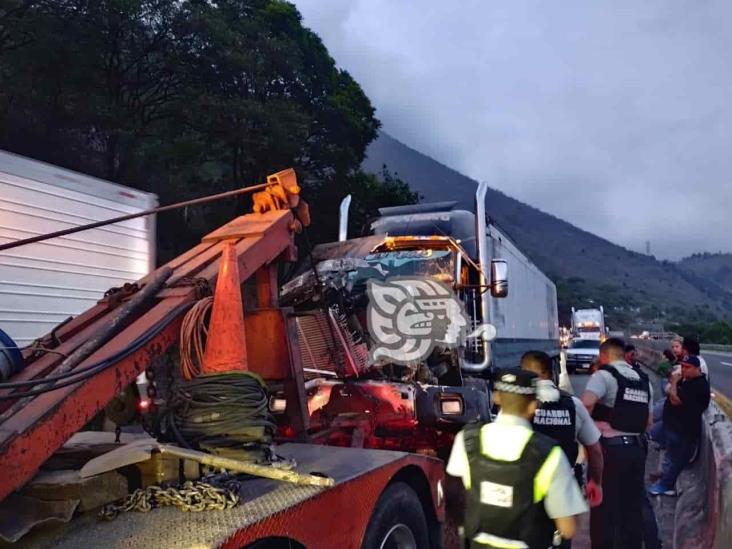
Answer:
[
  {"left": 348, "top": 248, "right": 454, "bottom": 284},
  {"left": 570, "top": 339, "right": 600, "bottom": 349}
]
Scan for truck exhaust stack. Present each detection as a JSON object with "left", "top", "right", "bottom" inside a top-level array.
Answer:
[
  {"left": 461, "top": 181, "right": 492, "bottom": 373},
  {"left": 338, "top": 194, "right": 352, "bottom": 241}
]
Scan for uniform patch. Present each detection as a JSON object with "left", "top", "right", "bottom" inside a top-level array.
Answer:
[
  {"left": 533, "top": 408, "right": 572, "bottom": 426},
  {"left": 623, "top": 388, "right": 649, "bottom": 403},
  {"left": 480, "top": 480, "right": 514, "bottom": 508}
]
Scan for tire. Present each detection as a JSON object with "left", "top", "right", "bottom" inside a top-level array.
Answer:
[
  {"left": 567, "top": 364, "right": 576, "bottom": 375},
  {"left": 361, "top": 482, "right": 431, "bottom": 549}
]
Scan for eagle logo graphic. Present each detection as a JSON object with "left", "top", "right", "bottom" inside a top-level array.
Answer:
[{"left": 366, "top": 277, "right": 472, "bottom": 365}]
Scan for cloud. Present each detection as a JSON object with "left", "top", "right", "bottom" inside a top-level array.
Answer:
[{"left": 294, "top": 0, "right": 732, "bottom": 259}]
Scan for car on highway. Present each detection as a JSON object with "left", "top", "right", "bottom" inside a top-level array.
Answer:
[{"left": 565, "top": 338, "right": 601, "bottom": 374}]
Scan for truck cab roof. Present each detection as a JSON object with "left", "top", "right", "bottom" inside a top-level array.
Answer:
[{"left": 368, "top": 202, "right": 477, "bottom": 258}]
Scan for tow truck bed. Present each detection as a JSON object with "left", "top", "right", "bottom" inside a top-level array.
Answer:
[{"left": 22, "top": 444, "right": 444, "bottom": 549}]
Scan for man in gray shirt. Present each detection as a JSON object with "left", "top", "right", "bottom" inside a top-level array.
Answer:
[{"left": 581, "top": 337, "right": 653, "bottom": 549}]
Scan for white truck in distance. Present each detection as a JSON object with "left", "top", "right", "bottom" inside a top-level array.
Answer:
[{"left": 570, "top": 306, "right": 606, "bottom": 342}]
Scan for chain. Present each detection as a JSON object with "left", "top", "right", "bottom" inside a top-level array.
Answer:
[
  {"left": 101, "top": 282, "right": 142, "bottom": 306},
  {"left": 99, "top": 477, "right": 240, "bottom": 520},
  {"left": 169, "top": 276, "right": 212, "bottom": 299}
]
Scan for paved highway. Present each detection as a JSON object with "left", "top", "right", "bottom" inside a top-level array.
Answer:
[
  {"left": 702, "top": 351, "right": 732, "bottom": 399},
  {"left": 569, "top": 373, "right": 591, "bottom": 395}
]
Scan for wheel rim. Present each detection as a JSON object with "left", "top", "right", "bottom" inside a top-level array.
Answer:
[{"left": 378, "top": 523, "right": 417, "bottom": 549}]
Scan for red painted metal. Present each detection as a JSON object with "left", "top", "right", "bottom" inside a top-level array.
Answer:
[
  {"left": 307, "top": 381, "right": 455, "bottom": 455},
  {"left": 221, "top": 456, "right": 445, "bottom": 549}
]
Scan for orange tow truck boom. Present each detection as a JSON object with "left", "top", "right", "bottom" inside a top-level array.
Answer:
[{"left": 0, "top": 169, "right": 444, "bottom": 548}]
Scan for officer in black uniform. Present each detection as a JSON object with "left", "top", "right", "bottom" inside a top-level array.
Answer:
[
  {"left": 625, "top": 343, "right": 663, "bottom": 549},
  {"left": 581, "top": 338, "right": 653, "bottom": 549},
  {"left": 625, "top": 343, "right": 650, "bottom": 381},
  {"left": 447, "top": 368, "right": 588, "bottom": 549},
  {"left": 520, "top": 350, "right": 605, "bottom": 547}
]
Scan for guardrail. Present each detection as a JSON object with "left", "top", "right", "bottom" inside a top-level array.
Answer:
[
  {"left": 702, "top": 344, "right": 732, "bottom": 353},
  {"left": 636, "top": 341, "right": 732, "bottom": 548}
]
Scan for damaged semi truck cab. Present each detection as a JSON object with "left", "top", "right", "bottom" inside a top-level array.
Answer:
[{"left": 276, "top": 182, "right": 560, "bottom": 454}]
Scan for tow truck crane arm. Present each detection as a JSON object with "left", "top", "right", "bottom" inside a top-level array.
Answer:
[{"left": 0, "top": 169, "right": 305, "bottom": 502}]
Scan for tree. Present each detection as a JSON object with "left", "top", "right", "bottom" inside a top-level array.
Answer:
[
  {"left": 304, "top": 165, "right": 419, "bottom": 244},
  {"left": 0, "top": 0, "right": 415, "bottom": 261},
  {"left": 0, "top": 0, "right": 183, "bottom": 178}
]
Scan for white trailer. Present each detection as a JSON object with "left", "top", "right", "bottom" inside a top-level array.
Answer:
[
  {"left": 0, "top": 150, "right": 157, "bottom": 347},
  {"left": 487, "top": 222, "right": 560, "bottom": 368}
]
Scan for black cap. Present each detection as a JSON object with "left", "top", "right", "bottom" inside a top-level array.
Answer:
[
  {"left": 682, "top": 356, "right": 701, "bottom": 368},
  {"left": 492, "top": 367, "right": 538, "bottom": 395}
]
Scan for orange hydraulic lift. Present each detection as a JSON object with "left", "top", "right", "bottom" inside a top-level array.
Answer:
[{"left": 0, "top": 169, "right": 310, "bottom": 501}]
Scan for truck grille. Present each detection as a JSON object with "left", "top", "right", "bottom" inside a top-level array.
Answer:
[
  {"left": 294, "top": 310, "right": 369, "bottom": 378},
  {"left": 568, "top": 354, "right": 596, "bottom": 362}
]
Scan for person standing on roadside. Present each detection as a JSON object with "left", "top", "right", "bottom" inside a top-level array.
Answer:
[
  {"left": 670, "top": 336, "right": 685, "bottom": 365},
  {"left": 681, "top": 337, "right": 709, "bottom": 380},
  {"left": 581, "top": 338, "right": 653, "bottom": 549},
  {"left": 624, "top": 344, "right": 663, "bottom": 549},
  {"left": 447, "top": 368, "right": 588, "bottom": 549},
  {"left": 656, "top": 349, "right": 676, "bottom": 393},
  {"left": 521, "top": 351, "right": 604, "bottom": 517},
  {"left": 624, "top": 343, "right": 649, "bottom": 381},
  {"left": 648, "top": 355, "right": 710, "bottom": 496},
  {"left": 666, "top": 337, "right": 710, "bottom": 390}
]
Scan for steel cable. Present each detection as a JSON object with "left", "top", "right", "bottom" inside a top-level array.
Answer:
[
  {"left": 179, "top": 297, "right": 213, "bottom": 380},
  {"left": 0, "top": 303, "right": 193, "bottom": 399},
  {"left": 160, "top": 371, "right": 276, "bottom": 451}
]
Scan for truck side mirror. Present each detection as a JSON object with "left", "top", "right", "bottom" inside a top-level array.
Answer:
[{"left": 490, "top": 259, "right": 508, "bottom": 298}]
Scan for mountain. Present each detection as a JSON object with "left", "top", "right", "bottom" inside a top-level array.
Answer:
[
  {"left": 678, "top": 253, "right": 732, "bottom": 294},
  {"left": 363, "top": 132, "right": 732, "bottom": 327}
]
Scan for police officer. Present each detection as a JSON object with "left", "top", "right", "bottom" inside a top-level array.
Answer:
[
  {"left": 623, "top": 343, "right": 663, "bottom": 549},
  {"left": 581, "top": 338, "right": 653, "bottom": 549},
  {"left": 447, "top": 368, "right": 588, "bottom": 549},
  {"left": 624, "top": 343, "right": 650, "bottom": 382},
  {"left": 520, "top": 351, "right": 604, "bottom": 514}
]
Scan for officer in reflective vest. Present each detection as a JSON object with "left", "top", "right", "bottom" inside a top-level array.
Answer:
[
  {"left": 581, "top": 338, "right": 653, "bottom": 549},
  {"left": 447, "top": 368, "right": 588, "bottom": 549},
  {"left": 520, "top": 351, "right": 604, "bottom": 535}
]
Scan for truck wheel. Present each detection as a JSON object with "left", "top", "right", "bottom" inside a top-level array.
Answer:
[{"left": 362, "top": 482, "right": 431, "bottom": 549}]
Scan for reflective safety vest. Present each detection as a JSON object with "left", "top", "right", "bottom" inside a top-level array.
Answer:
[
  {"left": 591, "top": 365, "right": 650, "bottom": 433},
  {"left": 532, "top": 391, "right": 578, "bottom": 465},
  {"left": 463, "top": 421, "right": 562, "bottom": 549}
]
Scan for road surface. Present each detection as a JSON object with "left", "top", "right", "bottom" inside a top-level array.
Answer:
[
  {"left": 569, "top": 372, "right": 591, "bottom": 395},
  {"left": 702, "top": 350, "right": 732, "bottom": 399}
]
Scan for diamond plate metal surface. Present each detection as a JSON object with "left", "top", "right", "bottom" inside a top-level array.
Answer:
[{"left": 28, "top": 445, "right": 443, "bottom": 549}]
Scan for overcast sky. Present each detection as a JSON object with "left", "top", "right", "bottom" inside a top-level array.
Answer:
[{"left": 294, "top": 0, "right": 732, "bottom": 260}]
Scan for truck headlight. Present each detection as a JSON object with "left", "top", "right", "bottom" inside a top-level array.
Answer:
[
  {"left": 439, "top": 395, "right": 464, "bottom": 415},
  {"left": 269, "top": 396, "right": 287, "bottom": 413}
]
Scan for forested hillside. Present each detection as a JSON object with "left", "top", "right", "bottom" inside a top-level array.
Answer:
[{"left": 0, "top": 0, "right": 416, "bottom": 259}]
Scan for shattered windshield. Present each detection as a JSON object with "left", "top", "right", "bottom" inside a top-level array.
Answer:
[{"left": 347, "top": 248, "right": 455, "bottom": 285}]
